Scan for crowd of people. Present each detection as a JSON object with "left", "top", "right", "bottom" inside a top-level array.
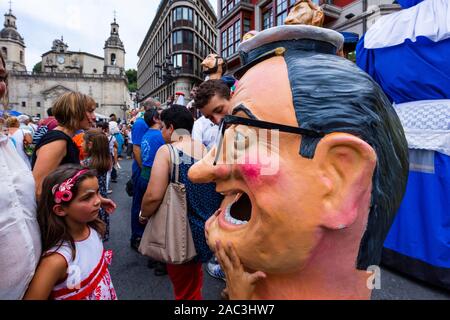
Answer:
[
  {"left": 1, "top": 0, "right": 447, "bottom": 301},
  {"left": 0, "top": 43, "right": 240, "bottom": 300}
]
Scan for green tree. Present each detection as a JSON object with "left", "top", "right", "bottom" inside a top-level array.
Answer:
[
  {"left": 32, "top": 61, "right": 42, "bottom": 74},
  {"left": 126, "top": 69, "right": 137, "bottom": 92}
]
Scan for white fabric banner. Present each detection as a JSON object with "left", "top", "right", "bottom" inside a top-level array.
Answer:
[{"left": 364, "top": 0, "right": 450, "bottom": 49}]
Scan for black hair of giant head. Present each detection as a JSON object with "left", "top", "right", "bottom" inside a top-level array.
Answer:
[
  {"left": 143, "top": 108, "right": 160, "bottom": 128},
  {"left": 47, "top": 107, "right": 53, "bottom": 117},
  {"left": 282, "top": 49, "right": 409, "bottom": 270},
  {"left": 161, "top": 105, "right": 195, "bottom": 134}
]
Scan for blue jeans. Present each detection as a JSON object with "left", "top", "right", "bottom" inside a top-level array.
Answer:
[{"left": 130, "top": 167, "right": 148, "bottom": 242}]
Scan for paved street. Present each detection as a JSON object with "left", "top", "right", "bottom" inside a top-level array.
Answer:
[{"left": 106, "top": 159, "right": 450, "bottom": 300}]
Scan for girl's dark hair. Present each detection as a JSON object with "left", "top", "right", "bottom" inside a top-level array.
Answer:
[
  {"left": 83, "top": 129, "right": 112, "bottom": 174},
  {"left": 37, "top": 164, "right": 105, "bottom": 260},
  {"left": 144, "top": 108, "right": 160, "bottom": 127},
  {"left": 161, "top": 106, "right": 194, "bottom": 133}
]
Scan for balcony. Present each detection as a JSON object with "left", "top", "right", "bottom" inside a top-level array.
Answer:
[
  {"left": 172, "top": 19, "right": 194, "bottom": 29},
  {"left": 319, "top": 0, "right": 343, "bottom": 21},
  {"left": 173, "top": 43, "right": 194, "bottom": 52}
]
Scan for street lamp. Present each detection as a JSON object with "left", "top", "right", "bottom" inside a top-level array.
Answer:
[{"left": 155, "top": 54, "right": 181, "bottom": 84}]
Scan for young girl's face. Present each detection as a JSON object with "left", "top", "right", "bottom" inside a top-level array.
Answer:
[{"left": 58, "top": 177, "right": 102, "bottom": 224}]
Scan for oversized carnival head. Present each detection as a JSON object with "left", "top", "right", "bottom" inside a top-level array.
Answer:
[
  {"left": 285, "top": 0, "right": 324, "bottom": 27},
  {"left": 189, "top": 24, "right": 408, "bottom": 283},
  {"left": 202, "top": 53, "right": 228, "bottom": 79}
]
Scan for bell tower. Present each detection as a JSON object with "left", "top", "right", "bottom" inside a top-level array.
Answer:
[
  {"left": 0, "top": 3, "right": 26, "bottom": 71},
  {"left": 104, "top": 13, "right": 125, "bottom": 75}
]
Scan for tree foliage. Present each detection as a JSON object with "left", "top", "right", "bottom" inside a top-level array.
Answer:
[
  {"left": 32, "top": 62, "right": 42, "bottom": 74},
  {"left": 126, "top": 69, "right": 137, "bottom": 92}
]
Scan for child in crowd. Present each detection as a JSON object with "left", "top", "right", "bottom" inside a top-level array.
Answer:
[
  {"left": 24, "top": 164, "right": 117, "bottom": 300},
  {"left": 82, "top": 129, "right": 113, "bottom": 241}
]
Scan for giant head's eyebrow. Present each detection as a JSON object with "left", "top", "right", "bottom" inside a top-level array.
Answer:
[{"left": 231, "top": 104, "right": 259, "bottom": 120}]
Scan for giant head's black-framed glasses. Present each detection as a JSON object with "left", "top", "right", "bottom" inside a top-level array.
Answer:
[{"left": 213, "top": 107, "right": 325, "bottom": 166}]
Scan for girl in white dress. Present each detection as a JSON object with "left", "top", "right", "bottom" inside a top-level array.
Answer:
[{"left": 24, "top": 164, "right": 117, "bottom": 300}]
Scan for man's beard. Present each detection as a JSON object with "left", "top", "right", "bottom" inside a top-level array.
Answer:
[{"left": 203, "top": 59, "right": 219, "bottom": 76}]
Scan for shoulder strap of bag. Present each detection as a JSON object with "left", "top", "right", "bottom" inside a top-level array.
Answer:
[{"left": 167, "top": 144, "right": 181, "bottom": 184}]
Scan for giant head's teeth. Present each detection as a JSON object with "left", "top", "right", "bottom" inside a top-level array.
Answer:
[{"left": 225, "top": 204, "right": 248, "bottom": 225}]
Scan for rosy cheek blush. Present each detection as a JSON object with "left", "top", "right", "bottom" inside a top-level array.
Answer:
[{"left": 240, "top": 163, "right": 261, "bottom": 183}]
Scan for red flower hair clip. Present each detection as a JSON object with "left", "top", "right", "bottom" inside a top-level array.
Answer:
[{"left": 52, "top": 169, "right": 89, "bottom": 204}]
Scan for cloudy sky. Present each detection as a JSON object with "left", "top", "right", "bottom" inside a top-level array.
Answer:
[{"left": 1, "top": 0, "right": 217, "bottom": 71}]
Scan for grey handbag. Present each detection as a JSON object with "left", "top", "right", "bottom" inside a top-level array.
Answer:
[{"left": 139, "top": 144, "right": 197, "bottom": 264}]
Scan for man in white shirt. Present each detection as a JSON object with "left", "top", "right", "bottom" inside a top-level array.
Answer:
[
  {"left": 191, "top": 79, "right": 234, "bottom": 285},
  {"left": 192, "top": 116, "right": 218, "bottom": 151}
]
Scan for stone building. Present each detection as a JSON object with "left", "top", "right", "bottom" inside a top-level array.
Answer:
[
  {"left": 137, "top": 0, "right": 218, "bottom": 105},
  {"left": 0, "top": 10, "right": 132, "bottom": 120}
]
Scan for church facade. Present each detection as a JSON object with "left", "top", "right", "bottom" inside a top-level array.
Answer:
[{"left": 0, "top": 9, "right": 132, "bottom": 119}]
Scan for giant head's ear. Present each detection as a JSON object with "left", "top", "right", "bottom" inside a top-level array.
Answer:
[
  {"left": 311, "top": 2, "right": 325, "bottom": 27},
  {"left": 314, "top": 133, "right": 377, "bottom": 230},
  {"left": 53, "top": 204, "right": 68, "bottom": 217}
]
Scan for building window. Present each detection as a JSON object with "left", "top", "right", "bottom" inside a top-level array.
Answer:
[
  {"left": 276, "top": 0, "right": 297, "bottom": 26},
  {"left": 262, "top": 3, "right": 274, "bottom": 30},
  {"left": 227, "top": 26, "right": 233, "bottom": 57},
  {"left": 234, "top": 20, "right": 241, "bottom": 52},
  {"left": 243, "top": 18, "right": 251, "bottom": 34},
  {"left": 20, "top": 51, "right": 24, "bottom": 63},
  {"left": 221, "top": 0, "right": 240, "bottom": 18},
  {"left": 37, "top": 102, "right": 41, "bottom": 108},
  {"left": 93, "top": 68, "right": 97, "bottom": 73},
  {"left": 172, "top": 6, "right": 193, "bottom": 27},
  {"left": 111, "top": 53, "right": 117, "bottom": 65},
  {"left": 22, "top": 101, "right": 26, "bottom": 107},
  {"left": 172, "top": 53, "right": 194, "bottom": 73},
  {"left": 1, "top": 47, "right": 7, "bottom": 59},
  {"left": 221, "top": 19, "right": 242, "bottom": 58},
  {"left": 172, "top": 30, "right": 193, "bottom": 51},
  {"left": 221, "top": 29, "right": 227, "bottom": 57}
]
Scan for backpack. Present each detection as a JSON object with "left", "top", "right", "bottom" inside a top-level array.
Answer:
[{"left": 32, "top": 125, "right": 49, "bottom": 145}]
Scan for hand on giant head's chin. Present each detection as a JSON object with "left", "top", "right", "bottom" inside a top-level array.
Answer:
[{"left": 205, "top": 209, "right": 221, "bottom": 251}]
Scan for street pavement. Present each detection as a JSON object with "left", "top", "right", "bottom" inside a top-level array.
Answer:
[{"left": 106, "top": 159, "right": 450, "bottom": 300}]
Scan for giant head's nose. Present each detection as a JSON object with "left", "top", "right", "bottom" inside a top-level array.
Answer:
[{"left": 188, "top": 147, "right": 231, "bottom": 184}]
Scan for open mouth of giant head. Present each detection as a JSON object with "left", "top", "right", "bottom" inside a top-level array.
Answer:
[{"left": 222, "top": 192, "right": 253, "bottom": 227}]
